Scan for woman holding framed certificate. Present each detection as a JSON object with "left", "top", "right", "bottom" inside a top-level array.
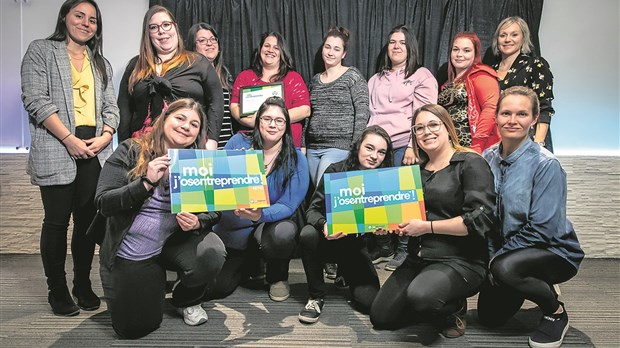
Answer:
[
  {"left": 230, "top": 32, "right": 310, "bottom": 148},
  {"left": 370, "top": 104, "right": 496, "bottom": 339},
  {"left": 209, "top": 97, "right": 309, "bottom": 303}
]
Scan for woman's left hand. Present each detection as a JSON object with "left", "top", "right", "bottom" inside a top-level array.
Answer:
[
  {"left": 397, "top": 219, "right": 429, "bottom": 237},
  {"left": 84, "top": 133, "right": 113, "bottom": 154},
  {"left": 402, "top": 147, "right": 417, "bottom": 165},
  {"left": 176, "top": 212, "right": 200, "bottom": 231},
  {"left": 235, "top": 208, "right": 262, "bottom": 222}
]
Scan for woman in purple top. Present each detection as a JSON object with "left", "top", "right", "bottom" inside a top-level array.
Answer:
[
  {"left": 367, "top": 24, "right": 438, "bottom": 271},
  {"left": 95, "top": 98, "right": 226, "bottom": 339}
]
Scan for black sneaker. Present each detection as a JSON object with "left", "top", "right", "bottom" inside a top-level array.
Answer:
[
  {"left": 529, "top": 303, "right": 569, "bottom": 348},
  {"left": 298, "top": 298, "right": 324, "bottom": 324},
  {"left": 369, "top": 247, "right": 394, "bottom": 264},
  {"left": 324, "top": 263, "right": 337, "bottom": 280}
]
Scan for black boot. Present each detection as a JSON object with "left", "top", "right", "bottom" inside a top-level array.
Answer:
[
  {"left": 49, "top": 285, "right": 80, "bottom": 316},
  {"left": 72, "top": 278, "right": 100, "bottom": 311}
]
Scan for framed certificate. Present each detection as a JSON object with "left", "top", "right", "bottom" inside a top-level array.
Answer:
[{"left": 239, "top": 82, "right": 285, "bottom": 117}]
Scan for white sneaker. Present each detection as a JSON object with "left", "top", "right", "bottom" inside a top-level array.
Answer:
[{"left": 180, "top": 304, "right": 208, "bottom": 326}]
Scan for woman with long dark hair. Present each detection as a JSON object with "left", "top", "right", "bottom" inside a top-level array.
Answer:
[
  {"left": 186, "top": 23, "right": 234, "bottom": 148},
  {"left": 20, "top": 0, "right": 119, "bottom": 316},
  {"left": 230, "top": 32, "right": 310, "bottom": 147},
  {"left": 298, "top": 125, "right": 392, "bottom": 324},
  {"left": 208, "top": 96, "right": 309, "bottom": 302},
  {"left": 367, "top": 24, "right": 438, "bottom": 271}
]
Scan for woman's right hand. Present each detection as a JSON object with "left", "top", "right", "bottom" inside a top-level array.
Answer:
[
  {"left": 323, "top": 223, "right": 346, "bottom": 240},
  {"left": 63, "top": 135, "right": 95, "bottom": 160},
  {"left": 144, "top": 155, "right": 170, "bottom": 188}
]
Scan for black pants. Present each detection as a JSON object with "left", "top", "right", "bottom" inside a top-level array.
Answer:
[
  {"left": 370, "top": 257, "right": 484, "bottom": 329},
  {"left": 477, "top": 248, "right": 577, "bottom": 327},
  {"left": 39, "top": 126, "right": 100, "bottom": 291},
  {"left": 299, "top": 225, "right": 379, "bottom": 312},
  {"left": 207, "top": 219, "right": 297, "bottom": 299},
  {"left": 100, "top": 231, "right": 226, "bottom": 339}
]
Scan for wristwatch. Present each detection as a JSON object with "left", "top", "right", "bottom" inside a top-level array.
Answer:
[{"left": 536, "top": 141, "right": 545, "bottom": 147}]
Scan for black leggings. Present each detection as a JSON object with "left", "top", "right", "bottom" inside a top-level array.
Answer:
[
  {"left": 299, "top": 224, "right": 379, "bottom": 312},
  {"left": 370, "top": 257, "right": 484, "bottom": 329},
  {"left": 477, "top": 248, "right": 577, "bottom": 327},
  {"left": 207, "top": 219, "right": 297, "bottom": 299},
  {"left": 39, "top": 127, "right": 100, "bottom": 291}
]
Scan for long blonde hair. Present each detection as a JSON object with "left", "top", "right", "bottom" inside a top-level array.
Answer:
[
  {"left": 128, "top": 98, "right": 207, "bottom": 180},
  {"left": 128, "top": 5, "right": 195, "bottom": 93},
  {"left": 410, "top": 104, "right": 475, "bottom": 162}
]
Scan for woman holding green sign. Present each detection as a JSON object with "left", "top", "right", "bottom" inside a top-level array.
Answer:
[
  {"left": 209, "top": 96, "right": 309, "bottom": 303},
  {"left": 96, "top": 98, "right": 226, "bottom": 338},
  {"left": 369, "top": 104, "right": 496, "bottom": 339},
  {"left": 297, "top": 125, "right": 393, "bottom": 324}
]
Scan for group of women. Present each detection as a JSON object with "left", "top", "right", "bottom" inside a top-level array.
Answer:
[{"left": 21, "top": 1, "right": 582, "bottom": 347}]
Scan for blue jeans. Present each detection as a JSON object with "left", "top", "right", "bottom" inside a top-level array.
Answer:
[{"left": 306, "top": 148, "right": 349, "bottom": 186}]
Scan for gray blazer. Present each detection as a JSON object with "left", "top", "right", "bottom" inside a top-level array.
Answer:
[{"left": 21, "top": 39, "right": 119, "bottom": 186}]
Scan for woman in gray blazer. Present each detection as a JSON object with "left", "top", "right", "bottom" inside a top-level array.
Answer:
[{"left": 20, "top": 0, "right": 119, "bottom": 317}]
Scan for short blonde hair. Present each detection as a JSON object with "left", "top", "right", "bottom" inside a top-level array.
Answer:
[{"left": 492, "top": 16, "right": 534, "bottom": 56}]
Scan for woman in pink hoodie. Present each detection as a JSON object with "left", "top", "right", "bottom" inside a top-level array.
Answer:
[
  {"left": 439, "top": 32, "right": 500, "bottom": 154},
  {"left": 367, "top": 24, "right": 438, "bottom": 271}
]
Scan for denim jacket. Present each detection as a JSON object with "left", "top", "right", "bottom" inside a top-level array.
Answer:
[{"left": 483, "top": 139, "right": 584, "bottom": 271}]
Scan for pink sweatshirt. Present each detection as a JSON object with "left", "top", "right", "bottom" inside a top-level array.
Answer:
[{"left": 368, "top": 67, "right": 438, "bottom": 149}]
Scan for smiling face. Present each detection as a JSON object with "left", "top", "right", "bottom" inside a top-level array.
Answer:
[
  {"left": 387, "top": 31, "right": 407, "bottom": 69},
  {"left": 322, "top": 36, "right": 346, "bottom": 68},
  {"left": 496, "top": 94, "right": 538, "bottom": 145},
  {"left": 65, "top": 2, "right": 97, "bottom": 46},
  {"left": 451, "top": 37, "right": 475, "bottom": 75},
  {"left": 358, "top": 133, "right": 388, "bottom": 170},
  {"left": 148, "top": 11, "right": 178, "bottom": 57},
  {"left": 195, "top": 28, "right": 219, "bottom": 62},
  {"left": 497, "top": 22, "right": 524, "bottom": 58},
  {"left": 414, "top": 111, "right": 450, "bottom": 154},
  {"left": 258, "top": 105, "right": 286, "bottom": 146},
  {"left": 163, "top": 108, "right": 201, "bottom": 149},
  {"left": 260, "top": 35, "right": 281, "bottom": 69}
]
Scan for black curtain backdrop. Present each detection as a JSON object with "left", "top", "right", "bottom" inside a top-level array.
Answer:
[{"left": 150, "top": 0, "right": 543, "bottom": 84}]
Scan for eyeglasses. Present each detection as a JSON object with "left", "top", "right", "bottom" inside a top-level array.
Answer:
[
  {"left": 196, "top": 37, "right": 218, "bottom": 46},
  {"left": 412, "top": 121, "right": 443, "bottom": 135},
  {"left": 260, "top": 116, "right": 286, "bottom": 127},
  {"left": 148, "top": 21, "right": 174, "bottom": 33}
]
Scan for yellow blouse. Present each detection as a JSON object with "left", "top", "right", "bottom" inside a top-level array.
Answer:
[{"left": 70, "top": 51, "right": 96, "bottom": 127}]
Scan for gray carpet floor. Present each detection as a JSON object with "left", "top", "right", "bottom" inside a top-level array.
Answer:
[{"left": 1, "top": 255, "right": 618, "bottom": 347}]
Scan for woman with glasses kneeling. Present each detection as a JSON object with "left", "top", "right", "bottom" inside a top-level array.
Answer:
[
  {"left": 96, "top": 98, "right": 226, "bottom": 339},
  {"left": 370, "top": 104, "right": 496, "bottom": 338},
  {"left": 298, "top": 125, "right": 392, "bottom": 324},
  {"left": 208, "top": 96, "right": 309, "bottom": 302},
  {"left": 478, "top": 86, "right": 584, "bottom": 348}
]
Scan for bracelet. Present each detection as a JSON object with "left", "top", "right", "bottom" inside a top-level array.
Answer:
[
  {"left": 102, "top": 129, "right": 114, "bottom": 137},
  {"left": 430, "top": 221, "right": 435, "bottom": 234},
  {"left": 141, "top": 176, "right": 160, "bottom": 187},
  {"left": 61, "top": 133, "right": 72, "bottom": 142}
]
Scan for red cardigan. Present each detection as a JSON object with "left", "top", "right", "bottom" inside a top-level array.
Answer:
[{"left": 443, "top": 64, "right": 501, "bottom": 153}]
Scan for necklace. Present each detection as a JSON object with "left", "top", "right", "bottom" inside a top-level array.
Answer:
[{"left": 264, "top": 151, "right": 280, "bottom": 170}]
